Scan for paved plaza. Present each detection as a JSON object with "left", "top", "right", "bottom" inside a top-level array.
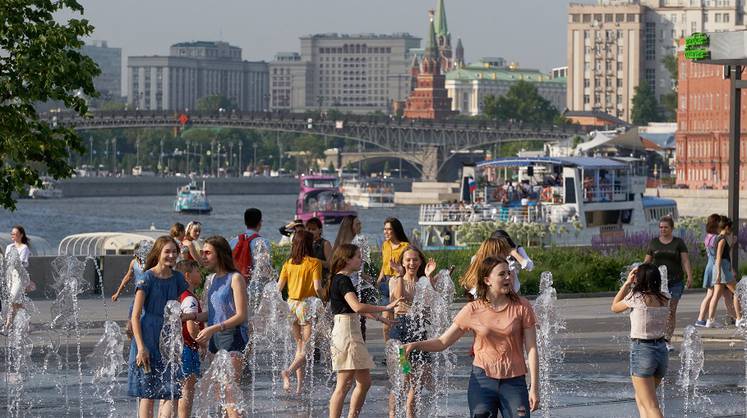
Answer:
[{"left": 4, "top": 290, "right": 746, "bottom": 417}]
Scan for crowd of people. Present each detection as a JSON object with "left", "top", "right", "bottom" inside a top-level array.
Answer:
[{"left": 1, "top": 211, "right": 743, "bottom": 418}]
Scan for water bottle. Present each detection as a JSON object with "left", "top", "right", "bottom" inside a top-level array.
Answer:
[{"left": 398, "top": 347, "right": 411, "bottom": 375}]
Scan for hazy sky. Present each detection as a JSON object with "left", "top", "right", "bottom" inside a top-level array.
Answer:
[{"left": 69, "top": 0, "right": 593, "bottom": 95}]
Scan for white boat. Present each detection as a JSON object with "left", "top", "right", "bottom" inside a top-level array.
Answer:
[
  {"left": 341, "top": 178, "right": 396, "bottom": 208},
  {"left": 58, "top": 227, "right": 167, "bottom": 257},
  {"left": 174, "top": 180, "right": 212, "bottom": 214},
  {"left": 28, "top": 177, "right": 63, "bottom": 199},
  {"left": 418, "top": 157, "right": 678, "bottom": 249}
]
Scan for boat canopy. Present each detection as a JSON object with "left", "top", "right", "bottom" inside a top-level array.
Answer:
[
  {"left": 476, "top": 156, "right": 627, "bottom": 170},
  {"left": 641, "top": 196, "right": 678, "bottom": 208},
  {"left": 58, "top": 229, "right": 167, "bottom": 257}
]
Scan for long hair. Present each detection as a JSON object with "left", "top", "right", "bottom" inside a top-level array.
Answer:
[
  {"left": 333, "top": 215, "right": 358, "bottom": 250},
  {"left": 397, "top": 245, "right": 427, "bottom": 278},
  {"left": 11, "top": 225, "right": 29, "bottom": 246},
  {"left": 185, "top": 221, "right": 201, "bottom": 239},
  {"left": 490, "top": 229, "right": 517, "bottom": 249},
  {"left": 706, "top": 213, "right": 721, "bottom": 235},
  {"left": 459, "top": 237, "right": 512, "bottom": 290},
  {"left": 145, "top": 236, "right": 179, "bottom": 270},
  {"left": 170, "top": 222, "right": 185, "bottom": 239},
  {"left": 474, "top": 256, "right": 518, "bottom": 303},
  {"left": 203, "top": 236, "right": 237, "bottom": 273},
  {"left": 290, "top": 230, "right": 313, "bottom": 264},
  {"left": 328, "top": 243, "right": 359, "bottom": 283},
  {"left": 385, "top": 217, "right": 409, "bottom": 244},
  {"left": 630, "top": 263, "right": 669, "bottom": 305}
]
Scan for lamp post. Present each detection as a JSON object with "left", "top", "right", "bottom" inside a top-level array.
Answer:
[
  {"left": 253, "top": 142, "right": 258, "bottom": 176},
  {"left": 238, "top": 141, "right": 243, "bottom": 176}
]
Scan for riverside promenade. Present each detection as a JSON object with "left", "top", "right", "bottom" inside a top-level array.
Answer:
[{"left": 11, "top": 291, "right": 747, "bottom": 417}]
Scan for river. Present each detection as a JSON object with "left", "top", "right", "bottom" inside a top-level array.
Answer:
[{"left": 0, "top": 195, "right": 420, "bottom": 250}]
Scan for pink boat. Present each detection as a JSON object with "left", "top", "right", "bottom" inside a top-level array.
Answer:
[{"left": 295, "top": 175, "right": 357, "bottom": 224}]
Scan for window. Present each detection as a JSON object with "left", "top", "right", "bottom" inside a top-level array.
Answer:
[
  {"left": 584, "top": 79, "right": 590, "bottom": 87},
  {"left": 627, "top": 14, "right": 636, "bottom": 22},
  {"left": 645, "top": 68, "right": 656, "bottom": 92},
  {"left": 716, "top": 13, "right": 721, "bottom": 23},
  {"left": 616, "top": 14, "right": 624, "bottom": 23},
  {"left": 584, "top": 94, "right": 590, "bottom": 104},
  {"left": 617, "top": 79, "right": 623, "bottom": 87},
  {"left": 605, "top": 13, "right": 613, "bottom": 22},
  {"left": 671, "top": 14, "right": 677, "bottom": 24},
  {"left": 583, "top": 14, "right": 591, "bottom": 23},
  {"left": 645, "top": 22, "right": 656, "bottom": 60},
  {"left": 691, "top": 21, "right": 697, "bottom": 33},
  {"left": 572, "top": 14, "right": 580, "bottom": 23},
  {"left": 724, "top": 13, "right": 730, "bottom": 23},
  {"left": 704, "top": 13, "right": 708, "bottom": 23},
  {"left": 617, "top": 61, "right": 623, "bottom": 71}
]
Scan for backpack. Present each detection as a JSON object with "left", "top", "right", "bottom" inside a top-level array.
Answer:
[{"left": 232, "top": 233, "right": 259, "bottom": 279}]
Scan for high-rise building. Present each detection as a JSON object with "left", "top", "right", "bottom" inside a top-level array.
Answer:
[
  {"left": 404, "top": 17, "right": 453, "bottom": 120},
  {"left": 128, "top": 41, "right": 268, "bottom": 111},
  {"left": 269, "top": 33, "right": 420, "bottom": 113},
  {"left": 81, "top": 40, "right": 122, "bottom": 99},
  {"left": 675, "top": 39, "right": 747, "bottom": 190},
  {"left": 446, "top": 59, "right": 566, "bottom": 116},
  {"left": 568, "top": 0, "right": 747, "bottom": 123}
]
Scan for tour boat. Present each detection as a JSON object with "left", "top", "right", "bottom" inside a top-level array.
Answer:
[
  {"left": 295, "top": 175, "right": 356, "bottom": 224},
  {"left": 28, "top": 177, "right": 63, "bottom": 199},
  {"left": 341, "top": 178, "right": 396, "bottom": 208},
  {"left": 418, "top": 157, "right": 678, "bottom": 249},
  {"left": 174, "top": 180, "right": 212, "bottom": 214}
]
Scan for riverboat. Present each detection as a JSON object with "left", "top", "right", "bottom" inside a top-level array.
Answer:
[
  {"left": 295, "top": 175, "right": 356, "bottom": 224},
  {"left": 174, "top": 180, "right": 212, "bottom": 214},
  {"left": 341, "top": 178, "right": 395, "bottom": 208},
  {"left": 28, "top": 177, "right": 63, "bottom": 199},
  {"left": 418, "top": 157, "right": 678, "bottom": 249}
]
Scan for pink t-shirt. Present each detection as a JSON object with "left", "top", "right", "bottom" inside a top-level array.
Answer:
[{"left": 454, "top": 298, "right": 537, "bottom": 379}]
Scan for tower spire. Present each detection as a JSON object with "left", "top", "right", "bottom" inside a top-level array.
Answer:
[
  {"left": 434, "top": 0, "right": 448, "bottom": 37},
  {"left": 425, "top": 16, "right": 439, "bottom": 61}
]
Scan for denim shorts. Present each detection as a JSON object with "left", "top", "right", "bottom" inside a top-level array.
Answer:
[
  {"left": 379, "top": 278, "right": 391, "bottom": 305},
  {"left": 182, "top": 345, "right": 201, "bottom": 377},
  {"left": 668, "top": 281, "right": 684, "bottom": 300},
  {"left": 209, "top": 327, "right": 247, "bottom": 354},
  {"left": 630, "top": 339, "right": 668, "bottom": 378},
  {"left": 467, "top": 366, "right": 530, "bottom": 418}
]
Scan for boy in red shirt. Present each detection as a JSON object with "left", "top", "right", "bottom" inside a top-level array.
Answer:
[{"left": 176, "top": 260, "right": 204, "bottom": 418}]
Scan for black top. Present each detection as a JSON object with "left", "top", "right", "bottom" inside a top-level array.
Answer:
[
  {"left": 645, "top": 237, "right": 688, "bottom": 284},
  {"left": 714, "top": 235, "right": 731, "bottom": 262},
  {"left": 330, "top": 273, "right": 357, "bottom": 315},
  {"left": 313, "top": 238, "right": 330, "bottom": 277}
]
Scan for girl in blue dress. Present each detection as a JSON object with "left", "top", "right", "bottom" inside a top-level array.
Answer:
[{"left": 128, "top": 236, "right": 188, "bottom": 418}]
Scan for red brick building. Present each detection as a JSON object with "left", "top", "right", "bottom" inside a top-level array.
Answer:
[
  {"left": 676, "top": 39, "right": 747, "bottom": 189},
  {"left": 404, "top": 17, "right": 453, "bottom": 120}
]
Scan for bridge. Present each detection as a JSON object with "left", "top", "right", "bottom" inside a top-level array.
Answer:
[{"left": 47, "top": 110, "right": 587, "bottom": 180}]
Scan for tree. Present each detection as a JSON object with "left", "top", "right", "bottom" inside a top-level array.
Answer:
[
  {"left": 195, "top": 95, "right": 237, "bottom": 112},
  {"left": 630, "top": 83, "right": 662, "bottom": 126},
  {"left": 0, "top": 0, "right": 99, "bottom": 210},
  {"left": 482, "top": 80, "right": 559, "bottom": 126},
  {"left": 660, "top": 54, "right": 679, "bottom": 121}
]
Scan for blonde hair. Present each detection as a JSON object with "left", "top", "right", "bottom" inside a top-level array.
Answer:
[{"left": 459, "top": 237, "right": 512, "bottom": 291}]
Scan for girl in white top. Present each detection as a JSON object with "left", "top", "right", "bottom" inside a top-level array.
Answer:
[
  {"left": 3, "top": 225, "right": 32, "bottom": 331},
  {"left": 611, "top": 263, "right": 670, "bottom": 418}
]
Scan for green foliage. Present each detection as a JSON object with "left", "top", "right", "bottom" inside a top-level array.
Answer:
[
  {"left": 482, "top": 80, "right": 560, "bottom": 126},
  {"left": 660, "top": 54, "right": 679, "bottom": 122},
  {"left": 0, "top": 0, "right": 100, "bottom": 210},
  {"left": 195, "top": 95, "right": 237, "bottom": 112},
  {"left": 630, "top": 83, "right": 662, "bottom": 126}
]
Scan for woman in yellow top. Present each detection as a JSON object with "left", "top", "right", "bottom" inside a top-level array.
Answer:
[
  {"left": 377, "top": 217, "right": 409, "bottom": 342},
  {"left": 277, "top": 230, "right": 324, "bottom": 394}
]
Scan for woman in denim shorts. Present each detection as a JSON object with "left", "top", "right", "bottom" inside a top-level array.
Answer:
[{"left": 611, "top": 263, "right": 670, "bottom": 418}]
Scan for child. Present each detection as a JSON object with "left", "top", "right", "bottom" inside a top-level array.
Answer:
[{"left": 176, "top": 259, "right": 204, "bottom": 418}]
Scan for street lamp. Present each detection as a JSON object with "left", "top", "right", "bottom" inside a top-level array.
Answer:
[
  {"left": 238, "top": 141, "right": 243, "bottom": 176},
  {"left": 253, "top": 142, "right": 258, "bottom": 176}
]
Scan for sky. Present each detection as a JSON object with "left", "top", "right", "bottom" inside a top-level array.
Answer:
[{"left": 67, "top": 0, "right": 594, "bottom": 95}]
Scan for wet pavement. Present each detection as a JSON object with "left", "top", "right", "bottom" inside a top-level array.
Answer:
[{"left": 1, "top": 290, "right": 746, "bottom": 417}]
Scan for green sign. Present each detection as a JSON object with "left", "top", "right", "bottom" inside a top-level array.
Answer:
[
  {"left": 685, "top": 32, "right": 709, "bottom": 48},
  {"left": 684, "top": 32, "right": 710, "bottom": 61}
]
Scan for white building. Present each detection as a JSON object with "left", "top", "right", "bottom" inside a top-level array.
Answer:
[{"left": 445, "top": 60, "right": 566, "bottom": 116}]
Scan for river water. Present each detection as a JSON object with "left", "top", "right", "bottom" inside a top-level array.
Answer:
[{"left": 0, "top": 195, "right": 420, "bottom": 250}]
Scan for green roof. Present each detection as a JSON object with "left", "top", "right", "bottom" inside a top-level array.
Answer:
[{"left": 446, "top": 65, "right": 566, "bottom": 84}]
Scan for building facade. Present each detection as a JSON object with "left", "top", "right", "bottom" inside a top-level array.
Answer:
[
  {"left": 82, "top": 40, "right": 122, "bottom": 99},
  {"left": 128, "top": 41, "right": 269, "bottom": 111},
  {"left": 675, "top": 40, "right": 747, "bottom": 190},
  {"left": 445, "top": 59, "right": 567, "bottom": 116},
  {"left": 567, "top": 0, "right": 747, "bottom": 123},
  {"left": 269, "top": 33, "right": 420, "bottom": 113}
]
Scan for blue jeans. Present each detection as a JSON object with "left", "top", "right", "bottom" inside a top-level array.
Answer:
[
  {"left": 630, "top": 339, "right": 668, "bottom": 378},
  {"left": 668, "top": 281, "right": 684, "bottom": 301},
  {"left": 378, "top": 278, "right": 390, "bottom": 305},
  {"left": 468, "top": 366, "right": 530, "bottom": 418}
]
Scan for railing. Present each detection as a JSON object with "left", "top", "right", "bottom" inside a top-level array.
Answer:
[
  {"left": 582, "top": 184, "right": 630, "bottom": 203},
  {"left": 419, "top": 203, "right": 552, "bottom": 224}
]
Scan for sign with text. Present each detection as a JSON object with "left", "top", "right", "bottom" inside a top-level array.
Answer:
[{"left": 685, "top": 32, "right": 711, "bottom": 61}]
